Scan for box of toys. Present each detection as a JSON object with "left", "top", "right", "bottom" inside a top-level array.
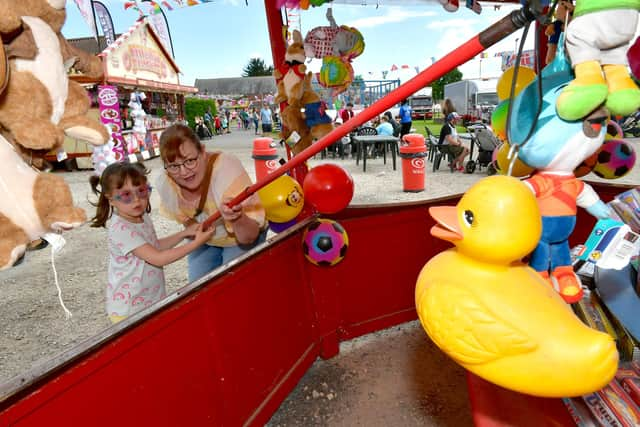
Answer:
[{"left": 574, "top": 218, "right": 640, "bottom": 284}]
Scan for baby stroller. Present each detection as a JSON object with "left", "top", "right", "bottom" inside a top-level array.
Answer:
[{"left": 464, "top": 122, "right": 500, "bottom": 174}]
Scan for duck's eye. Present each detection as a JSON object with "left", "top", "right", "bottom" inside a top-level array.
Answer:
[{"left": 463, "top": 210, "right": 474, "bottom": 227}]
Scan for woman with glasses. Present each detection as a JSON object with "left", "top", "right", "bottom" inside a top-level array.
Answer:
[{"left": 156, "top": 124, "right": 266, "bottom": 282}]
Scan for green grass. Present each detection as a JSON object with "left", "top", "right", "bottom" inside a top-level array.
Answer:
[{"left": 413, "top": 119, "right": 466, "bottom": 137}]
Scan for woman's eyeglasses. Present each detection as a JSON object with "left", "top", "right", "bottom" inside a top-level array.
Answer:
[
  {"left": 112, "top": 184, "right": 152, "bottom": 204},
  {"left": 164, "top": 155, "right": 199, "bottom": 174}
]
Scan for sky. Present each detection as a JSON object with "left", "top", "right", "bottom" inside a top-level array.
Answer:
[{"left": 62, "top": 0, "right": 536, "bottom": 87}]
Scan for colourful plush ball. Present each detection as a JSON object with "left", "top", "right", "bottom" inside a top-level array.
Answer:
[
  {"left": 606, "top": 120, "right": 623, "bottom": 140},
  {"left": 574, "top": 151, "right": 599, "bottom": 178},
  {"left": 491, "top": 99, "right": 509, "bottom": 141},
  {"left": 592, "top": 139, "right": 636, "bottom": 179},
  {"left": 302, "top": 219, "right": 349, "bottom": 267}
]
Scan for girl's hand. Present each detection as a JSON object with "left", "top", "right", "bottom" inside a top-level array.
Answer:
[
  {"left": 193, "top": 223, "right": 215, "bottom": 245},
  {"left": 219, "top": 197, "right": 243, "bottom": 223},
  {"left": 183, "top": 221, "right": 201, "bottom": 239}
]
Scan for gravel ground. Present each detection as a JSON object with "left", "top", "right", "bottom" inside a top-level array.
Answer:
[{"left": 1, "top": 129, "right": 638, "bottom": 425}]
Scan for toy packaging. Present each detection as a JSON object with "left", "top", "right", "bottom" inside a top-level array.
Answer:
[
  {"left": 616, "top": 366, "right": 640, "bottom": 408},
  {"left": 563, "top": 397, "right": 600, "bottom": 426},
  {"left": 597, "top": 380, "right": 640, "bottom": 427},
  {"left": 582, "top": 392, "right": 623, "bottom": 426},
  {"left": 574, "top": 218, "right": 640, "bottom": 281}
]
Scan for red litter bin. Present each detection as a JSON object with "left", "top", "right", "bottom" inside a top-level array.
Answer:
[
  {"left": 252, "top": 137, "right": 279, "bottom": 181},
  {"left": 399, "top": 133, "right": 427, "bottom": 192}
]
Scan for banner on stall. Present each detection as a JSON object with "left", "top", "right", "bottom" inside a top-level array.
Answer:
[{"left": 97, "top": 85, "right": 126, "bottom": 161}]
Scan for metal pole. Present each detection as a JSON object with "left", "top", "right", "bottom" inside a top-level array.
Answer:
[{"left": 202, "top": 4, "right": 541, "bottom": 230}]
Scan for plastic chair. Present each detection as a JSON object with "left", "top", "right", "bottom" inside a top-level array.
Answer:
[{"left": 424, "top": 127, "right": 440, "bottom": 162}]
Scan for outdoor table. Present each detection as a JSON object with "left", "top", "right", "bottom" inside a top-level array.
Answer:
[{"left": 352, "top": 135, "right": 399, "bottom": 172}]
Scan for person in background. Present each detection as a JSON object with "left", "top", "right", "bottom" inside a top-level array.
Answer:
[
  {"left": 399, "top": 99, "right": 412, "bottom": 137},
  {"left": 384, "top": 111, "right": 400, "bottom": 137},
  {"left": 442, "top": 98, "right": 456, "bottom": 118},
  {"left": 251, "top": 108, "right": 260, "bottom": 135},
  {"left": 438, "top": 112, "right": 470, "bottom": 172},
  {"left": 376, "top": 115, "right": 394, "bottom": 136},
  {"left": 204, "top": 107, "right": 214, "bottom": 135},
  {"left": 340, "top": 102, "right": 355, "bottom": 123},
  {"left": 156, "top": 124, "right": 266, "bottom": 282},
  {"left": 260, "top": 103, "right": 273, "bottom": 135},
  {"left": 89, "top": 162, "right": 214, "bottom": 323}
]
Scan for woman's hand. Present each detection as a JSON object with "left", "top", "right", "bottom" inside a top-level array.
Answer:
[
  {"left": 219, "top": 196, "right": 244, "bottom": 223},
  {"left": 183, "top": 221, "right": 202, "bottom": 239}
]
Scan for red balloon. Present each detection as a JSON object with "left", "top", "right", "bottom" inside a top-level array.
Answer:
[{"left": 302, "top": 164, "right": 354, "bottom": 214}]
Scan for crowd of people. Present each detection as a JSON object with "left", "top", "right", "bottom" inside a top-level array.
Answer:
[{"left": 194, "top": 103, "right": 277, "bottom": 140}]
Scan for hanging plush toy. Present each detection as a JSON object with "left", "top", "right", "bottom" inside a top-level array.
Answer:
[
  {"left": 556, "top": 0, "right": 640, "bottom": 121},
  {"left": 0, "top": 0, "right": 109, "bottom": 169},
  {"left": 274, "top": 29, "right": 307, "bottom": 109},
  {"left": 0, "top": 133, "right": 85, "bottom": 269},
  {"left": 509, "top": 47, "right": 611, "bottom": 304},
  {"left": 304, "top": 8, "right": 364, "bottom": 96},
  {"left": 544, "top": 0, "right": 574, "bottom": 65}
]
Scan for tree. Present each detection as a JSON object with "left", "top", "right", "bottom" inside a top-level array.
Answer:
[
  {"left": 432, "top": 68, "right": 463, "bottom": 101},
  {"left": 242, "top": 58, "right": 274, "bottom": 77}
]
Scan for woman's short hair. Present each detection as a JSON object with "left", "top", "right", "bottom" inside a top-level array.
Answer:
[{"left": 159, "top": 124, "right": 203, "bottom": 163}]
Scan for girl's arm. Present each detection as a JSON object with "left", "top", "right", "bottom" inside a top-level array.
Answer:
[
  {"left": 156, "top": 222, "right": 202, "bottom": 250},
  {"left": 133, "top": 225, "right": 214, "bottom": 267}
]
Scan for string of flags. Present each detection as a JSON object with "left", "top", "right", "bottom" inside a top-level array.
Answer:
[{"left": 124, "top": 0, "right": 213, "bottom": 15}]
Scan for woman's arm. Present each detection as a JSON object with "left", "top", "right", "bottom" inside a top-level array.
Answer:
[{"left": 219, "top": 200, "right": 261, "bottom": 244}]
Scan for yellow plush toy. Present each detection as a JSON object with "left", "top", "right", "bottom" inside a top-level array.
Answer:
[{"left": 556, "top": 0, "right": 640, "bottom": 120}]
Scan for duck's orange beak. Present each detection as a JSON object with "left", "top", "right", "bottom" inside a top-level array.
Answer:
[{"left": 429, "top": 206, "right": 462, "bottom": 241}]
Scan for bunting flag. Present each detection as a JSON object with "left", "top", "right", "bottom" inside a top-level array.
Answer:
[
  {"left": 124, "top": 1, "right": 144, "bottom": 17},
  {"left": 479, "top": 52, "right": 489, "bottom": 59},
  {"left": 161, "top": 1, "right": 174, "bottom": 10},
  {"left": 73, "top": 0, "right": 98, "bottom": 40},
  {"left": 147, "top": 0, "right": 163, "bottom": 14},
  {"left": 390, "top": 64, "right": 398, "bottom": 71}
]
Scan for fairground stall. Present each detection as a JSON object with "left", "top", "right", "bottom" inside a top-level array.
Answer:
[
  {"left": 53, "top": 17, "right": 196, "bottom": 168},
  {"left": 3, "top": 0, "right": 640, "bottom": 426}
]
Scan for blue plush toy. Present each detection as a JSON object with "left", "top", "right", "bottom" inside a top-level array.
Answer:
[{"left": 508, "top": 47, "right": 611, "bottom": 304}]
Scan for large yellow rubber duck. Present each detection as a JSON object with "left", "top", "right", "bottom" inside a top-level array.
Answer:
[{"left": 415, "top": 175, "right": 618, "bottom": 397}]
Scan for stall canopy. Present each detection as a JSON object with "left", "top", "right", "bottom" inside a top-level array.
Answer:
[{"left": 99, "top": 18, "right": 197, "bottom": 94}]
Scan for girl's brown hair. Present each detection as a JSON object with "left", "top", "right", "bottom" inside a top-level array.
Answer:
[
  {"left": 159, "top": 124, "right": 203, "bottom": 164},
  {"left": 89, "top": 162, "right": 150, "bottom": 228}
]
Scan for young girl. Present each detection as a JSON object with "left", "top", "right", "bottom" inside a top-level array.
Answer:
[{"left": 90, "top": 162, "right": 214, "bottom": 323}]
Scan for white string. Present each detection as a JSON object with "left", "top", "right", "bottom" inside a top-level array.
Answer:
[{"left": 45, "top": 234, "right": 73, "bottom": 319}]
